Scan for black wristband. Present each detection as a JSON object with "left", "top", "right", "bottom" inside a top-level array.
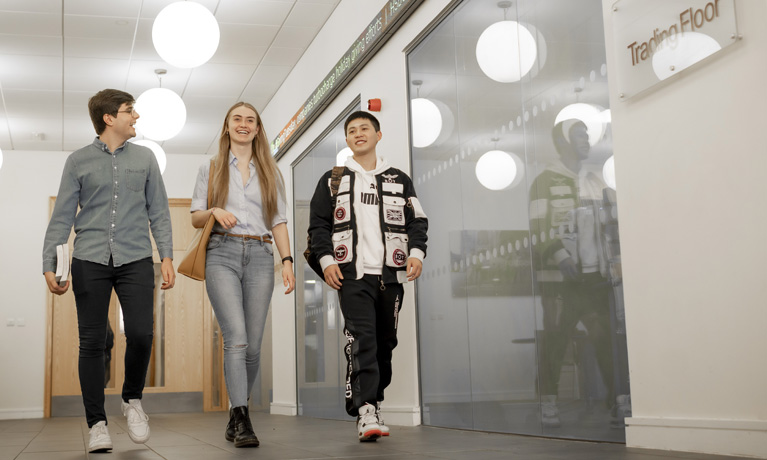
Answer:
[{"left": 281, "top": 256, "right": 294, "bottom": 264}]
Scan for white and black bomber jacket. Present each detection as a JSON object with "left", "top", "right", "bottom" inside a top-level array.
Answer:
[{"left": 308, "top": 165, "right": 428, "bottom": 285}]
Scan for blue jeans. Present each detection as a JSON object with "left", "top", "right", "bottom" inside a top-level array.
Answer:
[{"left": 205, "top": 234, "right": 274, "bottom": 407}]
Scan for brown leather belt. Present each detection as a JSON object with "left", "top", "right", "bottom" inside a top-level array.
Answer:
[{"left": 212, "top": 232, "right": 272, "bottom": 244}]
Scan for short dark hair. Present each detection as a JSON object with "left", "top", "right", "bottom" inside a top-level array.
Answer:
[
  {"left": 88, "top": 89, "right": 135, "bottom": 135},
  {"left": 344, "top": 111, "right": 380, "bottom": 134}
]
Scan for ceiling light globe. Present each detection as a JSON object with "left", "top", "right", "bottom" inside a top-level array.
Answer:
[
  {"left": 602, "top": 155, "right": 616, "bottom": 190},
  {"left": 411, "top": 98, "right": 442, "bottom": 148},
  {"left": 476, "top": 150, "right": 517, "bottom": 191},
  {"left": 132, "top": 140, "right": 167, "bottom": 174},
  {"left": 476, "top": 21, "right": 537, "bottom": 83},
  {"left": 652, "top": 31, "right": 721, "bottom": 81},
  {"left": 152, "top": 1, "right": 220, "bottom": 68},
  {"left": 336, "top": 147, "right": 353, "bottom": 166},
  {"left": 135, "top": 88, "right": 187, "bottom": 141},
  {"left": 555, "top": 103, "right": 605, "bottom": 146}
]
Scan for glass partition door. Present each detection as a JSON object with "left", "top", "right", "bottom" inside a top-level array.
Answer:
[
  {"left": 409, "top": 0, "right": 629, "bottom": 442},
  {"left": 293, "top": 103, "right": 360, "bottom": 419}
]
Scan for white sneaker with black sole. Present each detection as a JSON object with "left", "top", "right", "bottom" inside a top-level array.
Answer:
[
  {"left": 122, "top": 399, "right": 150, "bottom": 443},
  {"left": 375, "top": 402, "right": 390, "bottom": 437},
  {"left": 357, "top": 403, "right": 382, "bottom": 442},
  {"left": 88, "top": 421, "right": 112, "bottom": 453}
]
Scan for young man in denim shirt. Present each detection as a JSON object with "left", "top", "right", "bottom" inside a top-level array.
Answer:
[{"left": 43, "top": 89, "right": 175, "bottom": 453}]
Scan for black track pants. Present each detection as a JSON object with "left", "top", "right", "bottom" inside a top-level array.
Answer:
[{"left": 338, "top": 274, "right": 403, "bottom": 417}]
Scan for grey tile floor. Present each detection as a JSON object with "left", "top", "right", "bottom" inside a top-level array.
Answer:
[{"left": 0, "top": 411, "right": 750, "bottom": 460}]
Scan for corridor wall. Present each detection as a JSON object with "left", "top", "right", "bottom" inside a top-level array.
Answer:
[{"left": 601, "top": 1, "right": 767, "bottom": 457}]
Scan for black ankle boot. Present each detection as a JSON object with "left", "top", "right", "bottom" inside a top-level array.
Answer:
[
  {"left": 224, "top": 408, "right": 235, "bottom": 441},
  {"left": 232, "top": 406, "right": 259, "bottom": 448}
]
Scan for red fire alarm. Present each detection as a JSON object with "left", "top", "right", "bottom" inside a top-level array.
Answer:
[{"left": 367, "top": 98, "right": 382, "bottom": 112}]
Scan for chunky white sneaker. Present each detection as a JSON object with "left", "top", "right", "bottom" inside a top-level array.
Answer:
[
  {"left": 541, "top": 395, "right": 561, "bottom": 428},
  {"left": 88, "top": 421, "right": 113, "bottom": 453},
  {"left": 122, "top": 399, "right": 150, "bottom": 443},
  {"left": 356, "top": 403, "right": 382, "bottom": 442},
  {"left": 375, "top": 402, "right": 390, "bottom": 437}
]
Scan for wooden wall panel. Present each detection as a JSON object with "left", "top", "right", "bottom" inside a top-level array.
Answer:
[
  {"left": 163, "top": 251, "right": 204, "bottom": 392},
  {"left": 47, "top": 198, "right": 216, "bottom": 404}
]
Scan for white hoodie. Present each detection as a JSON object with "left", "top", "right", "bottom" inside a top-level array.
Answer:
[{"left": 345, "top": 156, "right": 390, "bottom": 275}]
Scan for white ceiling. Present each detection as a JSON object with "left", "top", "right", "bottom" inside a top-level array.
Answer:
[{"left": 0, "top": 0, "right": 340, "bottom": 155}]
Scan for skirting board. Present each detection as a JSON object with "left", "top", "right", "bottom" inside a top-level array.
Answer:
[
  {"left": 626, "top": 417, "right": 767, "bottom": 459},
  {"left": 0, "top": 409, "right": 44, "bottom": 420},
  {"left": 270, "top": 402, "right": 297, "bottom": 416},
  {"left": 377, "top": 404, "right": 421, "bottom": 426}
]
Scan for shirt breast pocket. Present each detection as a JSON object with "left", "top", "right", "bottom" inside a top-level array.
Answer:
[
  {"left": 334, "top": 194, "right": 351, "bottom": 225},
  {"left": 382, "top": 195, "right": 406, "bottom": 226},
  {"left": 126, "top": 169, "right": 147, "bottom": 192}
]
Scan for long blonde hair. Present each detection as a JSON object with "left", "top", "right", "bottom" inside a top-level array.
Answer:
[{"left": 210, "top": 102, "right": 285, "bottom": 227}]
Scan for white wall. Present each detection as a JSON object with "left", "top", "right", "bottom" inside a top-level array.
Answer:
[
  {"left": 263, "top": 0, "right": 453, "bottom": 425},
  {"left": 0, "top": 149, "right": 206, "bottom": 419},
  {"left": 602, "top": 1, "right": 767, "bottom": 458}
]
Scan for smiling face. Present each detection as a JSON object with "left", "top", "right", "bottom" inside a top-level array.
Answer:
[
  {"left": 107, "top": 102, "right": 139, "bottom": 142},
  {"left": 227, "top": 105, "right": 259, "bottom": 147},
  {"left": 345, "top": 118, "right": 382, "bottom": 158}
]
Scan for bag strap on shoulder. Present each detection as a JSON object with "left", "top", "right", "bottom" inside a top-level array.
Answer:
[{"left": 329, "top": 166, "right": 344, "bottom": 205}]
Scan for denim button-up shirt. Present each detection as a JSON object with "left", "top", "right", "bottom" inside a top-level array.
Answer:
[
  {"left": 191, "top": 153, "right": 287, "bottom": 237},
  {"left": 42, "top": 137, "right": 173, "bottom": 273}
]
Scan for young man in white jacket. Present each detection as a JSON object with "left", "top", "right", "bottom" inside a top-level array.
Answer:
[{"left": 308, "top": 111, "right": 428, "bottom": 441}]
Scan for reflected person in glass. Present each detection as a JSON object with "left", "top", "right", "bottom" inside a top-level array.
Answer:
[
  {"left": 42, "top": 88, "right": 175, "bottom": 453},
  {"left": 190, "top": 102, "right": 295, "bottom": 448},
  {"left": 528, "top": 119, "right": 630, "bottom": 428}
]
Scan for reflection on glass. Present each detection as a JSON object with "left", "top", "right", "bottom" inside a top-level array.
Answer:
[
  {"left": 293, "top": 104, "right": 360, "bottom": 420},
  {"left": 410, "top": 0, "right": 629, "bottom": 443},
  {"left": 529, "top": 120, "right": 629, "bottom": 433},
  {"left": 652, "top": 31, "right": 721, "bottom": 80}
]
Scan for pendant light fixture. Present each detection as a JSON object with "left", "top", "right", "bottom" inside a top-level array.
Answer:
[
  {"left": 554, "top": 87, "right": 606, "bottom": 146},
  {"left": 134, "top": 69, "right": 187, "bottom": 142},
  {"left": 410, "top": 80, "right": 443, "bottom": 148},
  {"left": 152, "top": 1, "right": 220, "bottom": 68},
  {"left": 475, "top": 138, "right": 524, "bottom": 191},
  {"left": 336, "top": 147, "right": 353, "bottom": 166},
  {"left": 132, "top": 140, "right": 167, "bottom": 174},
  {"left": 475, "top": 1, "right": 539, "bottom": 83}
]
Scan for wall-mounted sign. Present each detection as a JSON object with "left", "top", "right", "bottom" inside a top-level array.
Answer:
[
  {"left": 612, "top": 0, "right": 738, "bottom": 100},
  {"left": 270, "top": 0, "right": 424, "bottom": 158}
]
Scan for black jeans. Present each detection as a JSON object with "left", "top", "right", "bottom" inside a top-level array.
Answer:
[
  {"left": 338, "top": 274, "right": 403, "bottom": 417},
  {"left": 71, "top": 257, "right": 155, "bottom": 427}
]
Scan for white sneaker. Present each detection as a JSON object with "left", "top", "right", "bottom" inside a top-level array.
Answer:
[
  {"left": 541, "top": 395, "right": 561, "bottom": 428},
  {"left": 356, "top": 403, "right": 382, "bottom": 442},
  {"left": 122, "top": 399, "right": 150, "bottom": 443},
  {"left": 88, "top": 421, "right": 113, "bottom": 453},
  {"left": 375, "top": 402, "right": 390, "bottom": 437}
]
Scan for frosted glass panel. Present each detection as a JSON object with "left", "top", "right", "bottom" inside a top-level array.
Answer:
[{"left": 409, "top": 0, "right": 630, "bottom": 442}]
